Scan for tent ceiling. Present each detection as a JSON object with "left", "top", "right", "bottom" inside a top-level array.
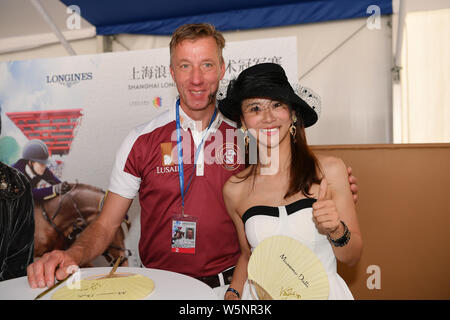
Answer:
[
  {"left": 59, "top": 0, "right": 392, "bottom": 35},
  {"left": 63, "top": 0, "right": 305, "bottom": 26}
]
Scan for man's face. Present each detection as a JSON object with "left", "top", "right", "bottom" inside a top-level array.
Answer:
[{"left": 170, "top": 37, "right": 225, "bottom": 114}]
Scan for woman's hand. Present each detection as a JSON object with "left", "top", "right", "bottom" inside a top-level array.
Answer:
[{"left": 312, "top": 178, "right": 343, "bottom": 236}]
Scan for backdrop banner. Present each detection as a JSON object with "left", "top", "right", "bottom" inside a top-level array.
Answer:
[{"left": 0, "top": 36, "right": 298, "bottom": 267}]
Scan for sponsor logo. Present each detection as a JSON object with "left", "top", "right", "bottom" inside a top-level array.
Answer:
[
  {"left": 46, "top": 72, "right": 93, "bottom": 88},
  {"left": 215, "top": 142, "right": 241, "bottom": 171},
  {"left": 157, "top": 142, "right": 178, "bottom": 174},
  {"left": 156, "top": 166, "right": 179, "bottom": 174},
  {"left": 153, "top": 97, "right": 162, "bottom": 108},
  {"left": 160, "top": 142, "right": 174, "bottom": 166}
]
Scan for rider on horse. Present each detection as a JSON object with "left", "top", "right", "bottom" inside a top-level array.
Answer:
[{"left": 12, "top": 139, "right": 70, "bottom": 202}]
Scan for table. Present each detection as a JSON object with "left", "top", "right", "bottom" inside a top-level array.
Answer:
[{"left": 0, "top": 267, "right": 218, "bottom": 300}]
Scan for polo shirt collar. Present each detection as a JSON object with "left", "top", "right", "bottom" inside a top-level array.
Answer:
[{"left": 174, "top": 98, "right": 223, "bottom": 134}]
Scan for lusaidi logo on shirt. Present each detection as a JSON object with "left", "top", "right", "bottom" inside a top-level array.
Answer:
[
  {"left": 156, "top": 142, "right": 179, "bottom": 174},
  {"left": 161, "top": 142, "right": 174, "bottom": 166}
]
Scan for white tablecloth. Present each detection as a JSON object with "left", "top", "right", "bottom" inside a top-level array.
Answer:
[{"left": 0, "top": 267, "right": 218, "bottom": 300}]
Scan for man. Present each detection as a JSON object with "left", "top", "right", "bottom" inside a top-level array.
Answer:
[
  {"left": 0, "top": 115, "right": 35, "bottom": 281},
  {"left": 27, "top": 24, "right": 358, "bottom": 293}
]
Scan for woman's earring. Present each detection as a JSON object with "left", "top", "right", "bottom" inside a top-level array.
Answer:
[
  {"left": 290, "top": 115, "right": 297, "bottom": 143},
  {"left": 289, "top": 124, "right": 296, "bottom": 141},
  {"left": 241, "top": 125, "right": 250, "bottom": 149},
  {"left": 243, "top": 129, "right": 250, "bottom": 147}
]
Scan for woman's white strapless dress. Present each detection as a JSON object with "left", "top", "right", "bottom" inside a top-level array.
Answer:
[{"left": 240, "top": 198, "right": 354, "bottom": 300}]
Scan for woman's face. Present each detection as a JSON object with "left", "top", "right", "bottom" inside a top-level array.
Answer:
[
  {"left": 240, "top": 98, "right": 294, "bottom": 148},
  {"left": 31, "top": 161, "right": 46, "bottom": 176}
]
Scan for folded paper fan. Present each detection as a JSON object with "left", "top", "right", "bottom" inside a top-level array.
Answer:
[
  {"left": 51, "top": 274, "right": 155, "bottom": 300},
  {"left": 247, "top": 235, "right": 329, "bottom": 300}
]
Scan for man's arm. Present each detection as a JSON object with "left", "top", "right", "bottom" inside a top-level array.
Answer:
[
  {"left": 66, "top": 192, "right": 133, "bottom": 267},
  {"left": 27, "top": 192, "right": 133, "bottom": 288}
]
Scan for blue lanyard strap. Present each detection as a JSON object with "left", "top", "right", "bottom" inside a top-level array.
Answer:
[{"left": 176, "top": 99, "right": 218, "bottom": 213}]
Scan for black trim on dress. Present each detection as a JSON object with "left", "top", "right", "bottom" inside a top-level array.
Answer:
[{"left": 242, "top": 198, "right": 317, "bottom": 224}]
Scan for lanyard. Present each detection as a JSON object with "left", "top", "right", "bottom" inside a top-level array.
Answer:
[{"left": 176, "top": 99, "right": 218, "bottom": 214}]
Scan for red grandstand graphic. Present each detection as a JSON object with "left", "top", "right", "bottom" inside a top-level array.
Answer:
[{"left": 6, "top": 109, "right": 83, "bottom": 156}]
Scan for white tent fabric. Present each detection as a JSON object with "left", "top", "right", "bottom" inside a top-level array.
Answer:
[
  {"left": 0, "top": 28, "right": 95, "bottom": 55},
  {"left": 398, "top": 9, "right": 450, "bottom": 143}
]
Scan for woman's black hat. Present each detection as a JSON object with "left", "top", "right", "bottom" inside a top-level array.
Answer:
[{"left": 218, "top": 63, "right": 318, "bottom": 128}]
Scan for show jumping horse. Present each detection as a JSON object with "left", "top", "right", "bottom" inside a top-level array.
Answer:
[{"left": 33, "top": 182, "right": 131, "bottom": 266}]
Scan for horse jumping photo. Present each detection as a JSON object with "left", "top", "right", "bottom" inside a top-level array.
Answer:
[{"left": 33, "top": 182, "right": 130, "bottom": 267}]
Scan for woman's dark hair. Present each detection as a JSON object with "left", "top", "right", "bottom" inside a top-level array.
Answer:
[{"left": 287, "top": 114, "right": 322, "bottom": 198}]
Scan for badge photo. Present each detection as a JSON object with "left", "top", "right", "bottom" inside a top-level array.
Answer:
[{"left": 171, "top": 215, "right": 198, "bottom": 254}]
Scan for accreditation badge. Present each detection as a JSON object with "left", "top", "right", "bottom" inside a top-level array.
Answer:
[{"left": 171, "top": 214, "right": 198, "bottom": 254}]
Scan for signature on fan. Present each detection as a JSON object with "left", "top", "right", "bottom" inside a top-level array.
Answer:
[{"left": 280, "top": 287, "right": 302, "bottom": 299}]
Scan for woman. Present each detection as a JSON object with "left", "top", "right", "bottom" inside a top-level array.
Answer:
[{"left": 218, "top": 63, "right": 362, "bottom": 300}]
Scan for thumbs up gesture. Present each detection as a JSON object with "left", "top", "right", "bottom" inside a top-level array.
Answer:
[{"left": 312, "top": 178, "right": 341, "bottom": 236}]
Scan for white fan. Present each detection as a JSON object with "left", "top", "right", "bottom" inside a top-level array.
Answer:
[
  {"left": 51, "top": 274, "right": 155, "bottom": 300},
  {"left": 247, "top": 235, "right": 329, "bottom": 300}
]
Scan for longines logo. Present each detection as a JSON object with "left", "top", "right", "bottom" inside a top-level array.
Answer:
[{"left": 46, "top": 72, "right": 93, "bottom": 88}]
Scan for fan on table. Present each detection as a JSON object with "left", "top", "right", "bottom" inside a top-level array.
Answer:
[
  {"left": 52, "top": 274, "right": 155, "bottom": 300},
  {"left": 247, "top": 235, "right": 329, "bottom": 300}
]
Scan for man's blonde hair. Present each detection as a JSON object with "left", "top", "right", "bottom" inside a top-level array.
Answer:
[{"left": 169, "top": 23, "right": 225, "bottom": 64}]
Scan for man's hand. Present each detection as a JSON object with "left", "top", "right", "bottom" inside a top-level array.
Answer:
[
  {"left": 347, "top": 167, "right": 358, "bottom": 204},
  {"left": 27, "top": 250, "right": 78, "bottom": 288}
]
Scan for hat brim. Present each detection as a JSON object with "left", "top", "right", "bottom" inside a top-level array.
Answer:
[
  {"left": 29, "top": 158, "right": 49, "bottom": 165},
  {"left": 218, "top": 90, "right": 318, "bottom": 128},
  {"left": 291, "top": 94, "right": 318, "bottom": 128}
]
